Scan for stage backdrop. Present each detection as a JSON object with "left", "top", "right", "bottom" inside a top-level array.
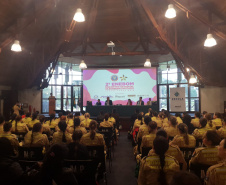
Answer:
[
  {"left": 170, "top": 87, "right": 186, "bottom": 112},
  {"left": 83, "top": 68, "right": 157, "bottom": 106}
]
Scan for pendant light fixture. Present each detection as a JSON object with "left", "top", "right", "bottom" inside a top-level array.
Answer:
[
  {"left": 144, "top": 59, "right": 151, "bottom": 67},
  {"left": 204, "top": 34, "right": 217, "bottom": 47},
  {"left": 73, "top": 8, "right": 85, "bottom": 22},
  {"left": 11, "top": 40, "right": 22, "bottom": 52},
  {"left": 189, "top": 75, "right": 197, "bottom": 84},
  {"left": 79, "top": 60, "right": 87, "bottom": 69},
  {"left": 165, "top": 4, "right": 176, "bottom": 19},
  {"left": 186, "top": 68, "right": 190, "bottom": 72}
]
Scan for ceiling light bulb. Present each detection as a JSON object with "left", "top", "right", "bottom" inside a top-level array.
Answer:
[
  {"left": 186, "top": 68, "right": 190, "bottom": 72},
  {"left": 189, "top": 75, "right": 197, "bottom": 84},
  {"left": 144, "top": 59, "right": 151, "bottom": 67},
  {"left": 79, "top": 60, "right": 87, "bottom": 69},
  {"left": 165, "top": 4, "right": 176, "bottom": 19},
  {"left": 11, "top": 40, "right": 22, "bottom": 52},
  {"left": 73, "top": 8, "right": 85, "bottom": 22},
  {"left": 204, "top": 34, "right": 217, "bottom": 47}
]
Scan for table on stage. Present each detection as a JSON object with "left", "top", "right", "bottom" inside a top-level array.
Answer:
[{"left": 85, "top": 105, "right": 158, "bottom": 117}]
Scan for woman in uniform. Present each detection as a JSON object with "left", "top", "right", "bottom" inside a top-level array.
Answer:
[
  {"left": 205, "top": 113, "right": 216, "bottom": 130},
  {"left": 24, "top": 122, "right": 49, "bottom": 148},
  {"left": 164, "top": 116, "right": 178, "bottom": 138},
  {"left": 80, "top": 113, "right": 92, "bottom": 128},
  {"left": 175, "top": 113, "right": 183, "bottom": 124},
  {"left": 183, "top": 114, "right": 195, "bottom": 134},
  {"left": 213, "top": 112, "right": 222, "bottom": 129},
  {"left": 138, "top": 136, "right": 180, "bottom": 185},
  {"left": 100, "top": 113, "right": 113, "bottom": 127},
  {"left": 28, "top": 113, "right": 39, "bottom": 129},
  {"left": 170, "top": 123, "right": 196, "bottom": 148},
  {"left": 205, "top": 138, "right": 226, "bottom": 185},
  {"left": 12, "top": 115, "right": 29, "bottom": 133},
  {"left": 67, "top": 113, "right": 74, "bottom": 128},
  {"left": 39, "top": 115, "right": 51, "bottom": 137},
  {"left": 68, "top": 117, "right": 87, "bottom": 135},
  {"left": 217, "top": 117, "right": 226, "bottom": 138},
  {"left": 193, "top": 118, "right": 208, "bottom": 139},
  {"left": 52, "top": 121, "right": 72, "bottom": 145},
  {"left": 133, "top": 113, "right": 143, "bottom": 131},
  {"left": 22, "top": 112, "right": 32, "bottom": 125},
  {"left": 137, "top": 116, "right": 152, "bottom": 141},
  {"left": 191, "top": 112, "right": 201, "bottom": 128},
  {"left": 47, "top": 113, "right": 58, "bottom": 129}
]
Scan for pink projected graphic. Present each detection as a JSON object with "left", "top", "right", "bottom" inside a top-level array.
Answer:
[{"left": 83, "top": 68, "right": 157, "bottom": 106}]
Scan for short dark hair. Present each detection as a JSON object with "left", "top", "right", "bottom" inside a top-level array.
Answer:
[
  {"left": 3, "top": 122, "right": 12, "bottom": 132},
  {"left": 195, "top": 112, "right": 201, "bottom": 118},
  {"left": 205, "top": 130, "right": 221, "bottom": 146}
]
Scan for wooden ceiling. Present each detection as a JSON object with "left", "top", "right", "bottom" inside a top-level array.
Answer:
[{"left": 0, "top": 0, "right": 226, "bottom": 89}]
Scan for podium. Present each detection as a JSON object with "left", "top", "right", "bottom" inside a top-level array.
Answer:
[{"left": 49, "top": 96, "right": 56, "bottom": 115}]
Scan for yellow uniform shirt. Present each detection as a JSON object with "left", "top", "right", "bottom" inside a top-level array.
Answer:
[
  {"left": 206, "top": 121, "right": 216, "bottom": 130},
  {"left": 80, "top": 132, "right": 105, "bottom": 147},
  {"left": 42, "top": 123, "right": 51, "bottom": 133},
  {"left": 108, "top": 117, "right": 116, "bottom": 125},
  {"left": 12, "top": 121, "right": 28, "bottom": 133},
  {"left": 191, "top": 118, "right": 200, "bottom": 127},
  {"left": 138, "top": 153, "right": 180, "bottom": 185},
  {"left": 80, "top": 118, "right": 92, "bottom": 128},
  {"left": 170, "top": 134, "right": 196, "bottom": 148},
  {"left": 163, "top": 122, "right": 170, "bottom": 128},
  {"left": 137, "top": 124, "right": 149, "bottom": 140},
  {"left": 193, "top": 127, "right": 208, "bottom": 139},
  {"left": 68, "top": 126, "right": 87, "bottom": 135},
  {"left": 0, "top": 133, "right": 19, "bottom": 147},
  {"left": 141, "top": 133, "right": 156, "bottom": 149},
  {"left": 67, "top": 119, "right": 74, "bottom": 127},
  {"left": 22, "top": 117, "right": 32, "bottom": 125},
  {"left": 46, "top": 120, "right": 58, "bottom": 128},
  {"left": 79, "top": 115, "right": 85, "bottom": 122},
  {"left": 206, "top": 160, "right": 226, "bottom": 185},
  {"left": 151, "top": 116, "right": 157, "bottom": 122},
  {"left": 100, "top": 120, "right": 113, "bottom": 128},
  {"left": 217, "top": 126, "right": 226, "bottom": 138},
  {"left": 164, "top": 126, "right": 178, "bottom": 137},
  {"left": 133, "top": 119, "right": 142, "bottom": 130},
  {"left": 213, "top": 118, "right": 222, "bottom": 127},
  {"left": 145, "top": 113, "right": 150, "bottom": 116},
  {"left": 24, "top": 131, "right": 49, "bottom": 147},
  {"left": 155, "top": 118, "right": 163, "bottom": 128},
  {"left": 28, "top": 119, "right": 39, "bottom": 129},
  {"left": 190, "top": 147, "right": 220, "bottom": 166},
  {"left": 176, "top": 117, "right": 183, "bottom": 124},
  {"left": 163, "top": 117, "right": 169, "bottom": 124},
  {"left": 52, "top": 131, "right": 72, "bottom": 145},
  {"left": 0, "top": 125, "right": 4, "bottom": 134}
]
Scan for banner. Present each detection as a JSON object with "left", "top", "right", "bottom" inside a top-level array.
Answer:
[{"left": 170, "top": 87, "right": 185, "bottom": 112}]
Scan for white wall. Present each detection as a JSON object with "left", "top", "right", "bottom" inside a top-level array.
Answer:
[
  {"left": 200, "top": 86, "right": 226, "bottom": 113},
  {"left": 18, "top": 89, "right": 42, "bottom": 113}
]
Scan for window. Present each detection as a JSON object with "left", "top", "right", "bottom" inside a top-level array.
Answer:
[
  {"left": 158, "top": 60, "right": 200, "bottom": 112},
  {"left": 41, "top": 62, "right": 82, "bottom": 113}
]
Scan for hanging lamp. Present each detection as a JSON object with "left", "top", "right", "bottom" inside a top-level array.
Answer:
[
  {"left": 165, "top": 4, "right": 176, "bottom": 19},
  {"left": 73, "top": 8, "right": 85, "bottom": 22},
  {"left": 204, "top": 34, "right": 217, "bottom": 47},
  {"left": 144, "top": 59, "right": 151, "bottom": 67},
  {"left": 79, "top": 60, "right": 87, "bottom": 69},
  {"left": 11, "top": 40, "right": 22, "bottom": 52},
  {"left": 189, "top": 75, "right": 197, "bottom": 84}
]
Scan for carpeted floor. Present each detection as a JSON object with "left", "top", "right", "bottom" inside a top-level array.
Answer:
[{"left": 104, "top": 132, "right": 137, "bottom": 185}]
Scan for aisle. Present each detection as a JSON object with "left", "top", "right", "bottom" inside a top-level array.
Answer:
[{"left": 106, "top": 132, "right": 137, "bottom": 185}]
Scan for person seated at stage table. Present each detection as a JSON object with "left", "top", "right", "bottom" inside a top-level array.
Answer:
[
  {"left": 164, "top": 116, "right": 179, "bottom": 138},
  {"left": 213, "top": 112, "right": 222, "bottom": 128},
  {"left": 193, "top": 118, "right": 208, "bottom": 139},
  {"left": 191, "top": 112, "right": 201, "bottom": 128},
  {"left": 12, "top": 115, "right": 29, "bottom": 133},
  {"left": 217, "top": 117, "right": 226, "bottom": 138},
  {"left": 205, "top": 138, "right": 226, "bottom": 185},
  {"left": 28, "top": 113, "right": 39, "bottom": 129},
  {"left": 127, "top": 99, "right": 132, "bottom": 105},
  {"left": 96, "top": 99, "right": 101, "bottom": 106},
  {"left": 146, "top": 98, "right": 152, "bottom": 105},
  {"left": 0, "top": 115, "right": 5, "bottom": 134},
  {"left": 68, "top": 117, "right": 87, "bottom": 135},
  {"left": 22, "top": 112, "right": 32, "bottom": 125},
  {"left": 100, "top": 113, "right": 113, "bottom": 127},
  {"left": 105, "top": 97, "right": 113, "bottom": 106},
  {"left": 80, "top": 113, "right": 92, "bottom": 128},
  {"left": 205, "top": 113, "right": 216, "bottom": 130},
  {"left": 137, "top": 97, "right": 144, "bottom": 105},
  {"left": 170, "top": 123, "right": 196, "bottom": 148}
]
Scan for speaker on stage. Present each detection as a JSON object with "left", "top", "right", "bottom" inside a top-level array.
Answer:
[{"left": 87, "top": 101, "right": 92, "bottom": 106}]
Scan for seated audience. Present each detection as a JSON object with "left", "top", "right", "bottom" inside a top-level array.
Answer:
[
  {"left": 138, "top": 136, "right": 180, "bottom": 185},
  {"left": 67, "top": 113, "right": 74, "bottom": 128},
  {"left": 193, "top": 118, "right": 208, "bottom": 139},
  {"left": 80, "top": 113, "right": 92, "bottom": 128},
  {"left": 145, "top": 108, "right": 152, "bottom": 116},
  {"left": 68, "top": 118, "right": 87, "bottom": 135},
  {"left": 22, "top": 112, "right": 32, "bottom": 124},
  {"left": 67, "top": 130, "right": 89, "bottom": 160},
  {"left": 55, "top": 112, "right": 63, "bottom": 124},
  {"left": 133, "top": 113, "right": 143, "bottom": 131},
  {"left": 46, "top": 113, "right": 57, "bottom": 128},
  {"left": 183, "top": 114, "right": 195, "bottom": 134},
  {"left": 28, "top": 113, "right": 39, "bottom": 129},
  {"left": 100, "top": 113, "right": 113, "bottom": 127},
  {"left": 205, "top": 113, "right": 216, "bottom": 130},
  {"left": 24, "top": 122, "right": 49, "bottom": 148},
  {"left": 108, "top": 113, "right": 116, "bottom": 125},
  {"left": 96, "top": 111, "right": 104, "bottom": 123},
  {"left": 213, "top": 112, "right": 222, "bottom": 128},
  {"left": 170, "top": 123, "right": 196, "bottom": 148},
  {"left": 164, "top": 116, "right": 178, "bottom": 138},
  {"left": 79, "top": 111, "right": 85, "bottom": 122},
  {"left": 205, "top": 138, "right": 226, "bottom": 185},
  {"left": 217, "top": 117, "right": 226, "bottom": 138},
  {"left": 137, "top": 116, "right": 152, "bottom": 141},
  {"left": 12, "top": 115, "right": 28, "bottom": 133},
  {"left": 52, "top": 121, "right": 72, "bottom": 145},
  {"left": 155, "top": 112, "right": 164, "bottom": 128},
  {"left": 39, "top": 115, "right": 51, "bottom": 137},
  {"left": 191, "top": 112, "right": 201, "bottom": 128},
  {"left": 175, "top": 113, "right": 183, "bottom": 124}
]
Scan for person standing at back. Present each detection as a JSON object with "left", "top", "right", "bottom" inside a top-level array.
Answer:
[{"left": 13, "top": 101, "right": 21, "bottom": 116}]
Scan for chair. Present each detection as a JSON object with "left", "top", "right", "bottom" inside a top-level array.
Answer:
[
  {"left": 196, "top": 138, "right": 203, "bottom": 147},
  {"left": 12, "top": 132, "right": 27, "bottom": 142},
  {"left": 190, "top": 163, "right": 211, "bottom": 181},
  {"left": 86, "top": 145, "right": 107, "bottom": 184},
  {"left": 180, "top": 147, "right": 195, "bottom": 169},
  {"left": 18, "top": 160, "right": 39, "bottom": 171},
  {"left": 18, "top": 146, "right": 44, "bottom": 161},
  {"left": 141, "top": 147, "right": 152, "bottom": 158},
  {"left": 64, "top": 159, "right": 100, "bottom": 185}
]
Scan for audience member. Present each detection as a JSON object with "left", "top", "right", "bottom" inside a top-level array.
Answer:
[
  {"left": 80, "top": 113, "right": 92, "bottom": 128},
  {"left": 164, "top": 116, "right": 178, "bottom": 137},
  {"left": 100, "top": 113, "right": 112, "bottom": 127},
  {"left": 205, "top": 113, "right": 216, "bottom": 130},
  {"left": 193, "top": 118, "right": 208, "bottom": 139},
  {"left": 217, "top": 117, "right": 226, "bottom": 138},
  {"left": 13, "top": 115, "right": 28, "bottom": 133},
  {"left": 28, "top": 113, "right": 39, "bottom": 129},
  {"left": 213, "top": 112, "right": 222, "bottom": 128},
  {"left": 183, "top": 114, "right": 195, "bottom": 134},
  {"left": 175, "top": 113, "right": 183, "bottom": 124},
  {"left": 191, "top": 112, "right": 201, "bottom": 128}
]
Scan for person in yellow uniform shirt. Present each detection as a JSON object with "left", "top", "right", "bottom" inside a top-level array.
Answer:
[
  {"left": 151, "top": 111, "right": 158, "bottom": 122},
  {"left": 191, "top": 112, "right": 201, "bottom": 128},
  {"left": 12, "top": 115, "right": 29, "bottom": 133},
  {"left": 148, "top": 129, "right": 187, "bottom": 171},
  {"left": 22, "top": 112, "right": 32, "bottom": 125},
  {"left": 193, "top": 118, "right": 208, "bottom": 139},
  {"left": 154, "top": 112, "right": 163, "bottom": 128},
  {"left": 205, "top": 113, "right": 216, "bottom": 130},
  {"left": 190, "top": 130, "right": 221, "bottom": 176},
  {"left": 55, "top": 112, "right": 63, "bottom": 125},
  {"left": 79, "top": 111, "right": 86, "bottom": 122},
  {"left": 170, "top": 123, "right": 196, "bottom": 148},
  {"left": 137, "top": 116, "right": 152, "bottom": 141},
  {"left": 213, "top": 112, "right": 222, "bottom": 129},
  {"left": 24, "top": 122, "right": 49, "bottom": 148},
  {"left": 67, "top": 113, "right": 74, "bottom": 128},
  {"left": 217, "top": 117, "right": 226, "bottom": 139},
  {"left": 0, "top": 115, "right": 5, "bottom": 134},
  {"left": 140, "top": 121, "right": 157, "bottom": 152},
  {"left": 205, "top": 138, "right": 226, "bottom": 185},
  {"left": 108, "top": 113, "right": 116, "bottom": 126},
  {"left": 138, "top": 136, "right": 180, "bottom": 185},
  {"left": 52, "top": 121, "right": 72, "bottom": 145},
  {"left": 100, "top": 114, "right": 113, "bottom": 127},
  {"left": 0, "top": 122, "right": 19, "bottom": 155},
  {"left": 145, "top": 108, "right": 152, "bottom": 116},
  {"left": 39, "top": 115, "right": 51, "bottom": 137},
  {"left": 133, "top": 113, "right": 143, "bottom": 131},
  {"left": 28, "top": 113, "right": 39, "bottom": 129},
  {"left": 80, "top": 120, "right": 106, "bottom": 149},
  {"left": 68, "top": 118, "right": 87, "bottom": 135},
  {"left": 175, "top": 113, "right": 183, "bottom": 124},
  {"left": 12, "top": 102, "right": 21, "bottom": 116},
  {"left": 164, "top": 116, "right": 178, "bottom": 138},
  {"left": 80, "top": 113, "right": 92, "bottom": 128},
  {"left": 46, "top": 114, "right": 58, "bottom": 129}
]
